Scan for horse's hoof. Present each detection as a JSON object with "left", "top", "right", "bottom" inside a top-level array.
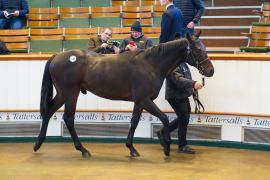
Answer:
[
  {"left": 82, "top": 151, "right": 91, "bottom": 158},
  {"left": 164, "top": 150, "right": 170, "bottom": 157},
  {"left": 33, "top": 143, "right": 41, "bottom": 152},
  {"left": 130, "top": 150, "right": 140, "bottom": 157}
]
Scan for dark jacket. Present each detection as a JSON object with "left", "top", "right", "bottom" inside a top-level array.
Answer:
[
  {"left": 0, "top": 0, "right": 29, "bottom": 18},
  {"left": 173, "top": 0, "right": 205, "bottom": 26},
  {"left": 165, "top": 63, "right": 196, "bottom": 100},
  {"left": 88, "top": 35, "right": 115, "bottom": 54},
  {"left": 159, "top": 4, "right": 184, "bottom": 43},
  {"left": 120, "top": 34, "right": 153, "bottom": 52}
]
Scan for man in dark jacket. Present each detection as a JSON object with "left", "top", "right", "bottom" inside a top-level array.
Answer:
[
  {"left": 158, "top": 0, "right": 203, "bottom": 154},
  {"left": 157, "top": 64, "right": 203, "bottom": 154},
  {"left": 0, "top": 0, "right": 29, "bottom": 29},
  {"left": 173, "top": 0, "right": 205, "bottom": 35},
  {"left": 120, "top": 21, "right": 153, "bottom": 52},
  {"left": 159, "top": 0, "right": 184, "bottom": 43},
  {"left": 88, "top": 27, "right": 120, "bottom": 54}
]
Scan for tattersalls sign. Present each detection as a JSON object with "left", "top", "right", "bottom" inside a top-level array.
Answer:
[
  {"left": 189, "top": 114, "right": 244, "bottom": 126},
  {"left": 0, "top": 112, "right": 270, "bottom": 129},
  {"left": 0, "top": 112, "right": 42, "bottom": 121},
  {"left": 249, "top": 117, "right": 270, "bottom": 128}
]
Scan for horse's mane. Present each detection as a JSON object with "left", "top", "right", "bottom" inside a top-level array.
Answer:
[
  {"left": 144, "top": 38, "right": 188, "bottom": 57},
  {"left": 82, "top": 38, "right": 188, "bottom": 62},
  {"left": 106, "top": 39, "right": 188, "bottom": 63},
  {"left": 82, "top": 49, "right": 104, "bottom": 57}
]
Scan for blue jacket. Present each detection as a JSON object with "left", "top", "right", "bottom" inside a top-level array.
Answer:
[
  {"left": 0, "top": 0, "right": 29, "bottom": 18},
  {"left": 159, "top": 4, "right": 184, "bottom": 43},
  {"left": 173, "top": 0, "right": 205, "bottom": 26}
]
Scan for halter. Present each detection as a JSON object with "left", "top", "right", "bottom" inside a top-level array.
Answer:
[
  {"left": 186, "top": 42, "right": 206, "bottom": 114},
  {"left": 186, "top": 43, "right": 209, "bottom": 75}
]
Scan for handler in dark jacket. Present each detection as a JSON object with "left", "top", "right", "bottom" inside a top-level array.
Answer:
[
  {"left": 173, "top": 0, "right": 205, "bottom": 35},
  {"left": 0, "top": 0, "right": 29, "bottom": 29},
  {"left": 157, "top": 63, "right": 203, "bottom": 154},
  {"left": 158, "top": 0, "right": 203, "bottom": 154},
  {"left": 120, "top": 21, "right": 153, "bottom": 52},
  {"left": 159, "top": 0, "right": 184, "bottom": 43}
]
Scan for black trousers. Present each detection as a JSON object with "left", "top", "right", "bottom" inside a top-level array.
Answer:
[{"left": 166, "top": 98, "right": 191, "bottom": 147}]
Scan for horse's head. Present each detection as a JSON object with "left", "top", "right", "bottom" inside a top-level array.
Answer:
[{"left": 186, "top": 31, "right": 214, "bottom": 77}]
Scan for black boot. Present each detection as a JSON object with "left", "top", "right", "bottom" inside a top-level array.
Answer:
[{"left": 178, "top": 145, "right": 195, "bottom": 154}]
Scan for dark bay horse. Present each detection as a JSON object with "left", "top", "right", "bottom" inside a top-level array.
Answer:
[{"left": 34, "top": 33, "right": 214, "bottom": 157}]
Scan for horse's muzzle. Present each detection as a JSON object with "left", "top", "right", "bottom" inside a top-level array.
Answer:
[
  {"left": 200, "top": 59, "right": 214, "bottom": 77},
  {"left": 206, "top": 68, "right": 214, "bottom": 77}
]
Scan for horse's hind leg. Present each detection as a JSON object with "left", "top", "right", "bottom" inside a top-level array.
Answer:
[
  {"left": 126, "top": 104, "right": 143, "bottom": 157},
  {"left": 34, "top": 95, "right": 64, "bottom": 152},
  {"left": 140, "top": 98, "right": 171, "bottom": 157},
  {"left": 63, "top": 93, "right": 90, "bottom": 158}
]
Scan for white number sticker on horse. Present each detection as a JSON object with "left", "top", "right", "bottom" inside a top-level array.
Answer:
[{"left": 70, "top": 55, "right": 77, "bottom": 62}]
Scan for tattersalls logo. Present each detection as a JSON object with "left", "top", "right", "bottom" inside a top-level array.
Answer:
[
  {"left": 188, "top": 114, "right": 245, "bottom": 126},
  {"left": 204, "top": 115, "right": 243, "bottom": 125},
  {"left": 74, "top": 113, "right": 98, "bottom": 121},
  {"left": 251, "top": 117, "right": 270, "bottom": 128},
  {"left": 108, "top": 113, "right": 132, "bottom": 121},
  {"left": 13, "top": 113, "right": 42, "bottom": 120}
]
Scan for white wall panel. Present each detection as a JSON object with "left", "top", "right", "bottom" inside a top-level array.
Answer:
[
  {"left": 0, "top": 61, "right": 45, "bottom": 110},
  {"left": 190, "top": 60, "right": 270, "bottom": 114},
  {"left": 0, "top": 60, "right": 270, "bottom": 115}
]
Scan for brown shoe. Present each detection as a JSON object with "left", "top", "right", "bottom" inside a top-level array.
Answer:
[
  {"left": 178, "top": 145, "right": 195, "bottom": 154},
  {"left": 156, "top": 131, "right": 165, "bottom": 147}
]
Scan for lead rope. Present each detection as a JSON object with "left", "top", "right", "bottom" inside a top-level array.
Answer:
[
  {"left": 193, "top": 77, "right": 205, "bottom": 122},
  {"left": 193, "top": 89, "right": 204, "bottom": 113}
]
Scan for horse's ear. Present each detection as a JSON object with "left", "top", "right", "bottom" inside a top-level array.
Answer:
[{"left": 195, "top": 30, "right": 202, "bottom": 38}]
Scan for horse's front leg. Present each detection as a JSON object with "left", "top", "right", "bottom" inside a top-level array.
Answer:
[
  {"left": 126, "top": 104, "right": 143, "bottom": 157},
  {"left": 141, "top": 98, "right": 171, "bottom": 157}
]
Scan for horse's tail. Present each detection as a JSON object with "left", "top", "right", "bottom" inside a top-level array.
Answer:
[{"left": 40, "top": 54, "right": 57, "bottom": 118}]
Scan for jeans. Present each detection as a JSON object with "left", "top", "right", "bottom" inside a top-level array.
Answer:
[{"left": 0, "top": 17, "right": 24, "bottom": 29}]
